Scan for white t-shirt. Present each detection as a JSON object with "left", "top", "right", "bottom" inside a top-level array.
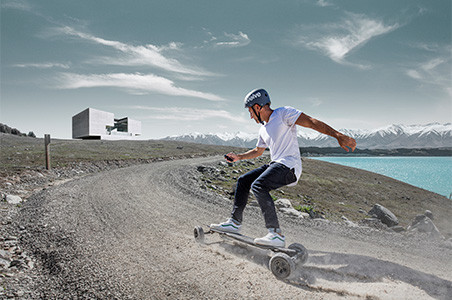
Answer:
[{"left": 256, "top": 106, "right": 302, "bottom": 185}]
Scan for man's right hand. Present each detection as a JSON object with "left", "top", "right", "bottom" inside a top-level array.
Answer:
[{"left": 225, "top": 152, "right": 239, "bottom": 162}]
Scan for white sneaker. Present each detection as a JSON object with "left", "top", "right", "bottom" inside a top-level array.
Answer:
[
  {"left": 210, "top": 218, "right": 241, "bottom": 234},
  {"left": 254, "top": 229, "right": 286, "bottom": 248}
]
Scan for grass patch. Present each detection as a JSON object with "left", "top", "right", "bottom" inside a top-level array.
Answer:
[{"left": 293, "top": 204, "right": 316, "bottom": 214}]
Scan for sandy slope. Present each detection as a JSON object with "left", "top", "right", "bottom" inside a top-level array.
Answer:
[{"left": 16, "top": 156, "right": 452, "bottom": 299}]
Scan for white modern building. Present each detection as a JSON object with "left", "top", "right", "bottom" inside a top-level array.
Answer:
[{"left": 72, "top": 108, "right": 141, "bottom": 140}]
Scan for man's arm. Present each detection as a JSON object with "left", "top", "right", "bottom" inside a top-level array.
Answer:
[
  {"left": 226, "top": 147, "right": 266, "bottom": 162},
  {"left": 296, "top": 113, "right": 357, "bottom": 152}
]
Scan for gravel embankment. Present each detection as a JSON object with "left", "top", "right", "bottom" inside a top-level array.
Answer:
[{"left": 1, "top": 156, "right": 451, "bottom": 299}]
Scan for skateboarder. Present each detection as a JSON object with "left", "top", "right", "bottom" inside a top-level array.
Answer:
[{"left": 211, "top": 88, "right": 356, "bottom": 247}]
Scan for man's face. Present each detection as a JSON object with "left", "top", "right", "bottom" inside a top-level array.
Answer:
[{"left": 248, "top": 105, "right": 261, "bottom": 124}]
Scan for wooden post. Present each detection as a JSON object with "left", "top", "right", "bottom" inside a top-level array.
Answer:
[{"left": 45, "top": 134, "right": 51, "bottom": 170}]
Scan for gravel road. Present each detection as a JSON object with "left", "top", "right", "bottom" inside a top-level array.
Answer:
[{"left": 14, "top": 156, "right": 452, "bottom": 299}]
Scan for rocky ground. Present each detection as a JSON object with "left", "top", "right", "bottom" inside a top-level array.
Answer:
[
  {"left": 0, "top": 134, "right": 242, "bottom": 299},
  {"left": 1, "top": 134, "right": 451, "bottom": 299},
  {"left": 1, "top": 156, "right": 452, "bottom": 298},
  {"left": 197, "top": 156, "right": 452, "bottom": 239}
]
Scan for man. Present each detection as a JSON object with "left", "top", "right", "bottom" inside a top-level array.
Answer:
[{"left": 211, "top": 88, "right": 356, "bottom": 247}]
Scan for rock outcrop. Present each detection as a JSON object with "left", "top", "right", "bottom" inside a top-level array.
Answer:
[
  {"left": 408, "top": 211, "right": 443, "bottom": 239},
  {"left": 368, "top": 204, "right": 399, "bottom": 227}
]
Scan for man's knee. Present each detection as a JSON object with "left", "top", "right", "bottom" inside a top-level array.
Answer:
[
  {"left": 251, "top": 180, "right": 265, "bottom": 195},
  {"left": 237, "top": 174, "right": 246, "bottom": 184},
  {"left": 237, "top": 174, "right": 249, "bottom": 188}
]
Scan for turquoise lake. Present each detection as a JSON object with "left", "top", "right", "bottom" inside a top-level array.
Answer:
[{"left": 310, "top": 157, "right": 452, "bottom": 198}]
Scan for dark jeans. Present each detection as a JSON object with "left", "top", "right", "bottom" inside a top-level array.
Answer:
[{"left": 231, "top": 162, "right": 297, "bottom": 229}]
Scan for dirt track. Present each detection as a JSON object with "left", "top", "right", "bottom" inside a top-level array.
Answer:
[{"left": 15, "top": 156, "right": 452, "bottom": 299}]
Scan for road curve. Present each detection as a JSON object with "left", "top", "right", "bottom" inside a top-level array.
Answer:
[{"left": 18, "top": 156, "right": 452, "bottom": 299}]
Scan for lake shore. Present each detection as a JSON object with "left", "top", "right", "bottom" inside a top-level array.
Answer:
[
  {"left": 300, "top": 146, "right": 452, "bottom": 157},
  {"left": 310, "top": 156, "right": 451, "bottom": 198}
]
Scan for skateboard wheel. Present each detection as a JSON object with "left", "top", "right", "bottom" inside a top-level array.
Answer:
[
  {"left": 269, "top": 253, "right": 295, "bottom": 279},
  {"left": 194, "top": 226, "right": 205, "bottom": 243},
  {"left": 288, "top": 243, "right": 308, "bottom": 265}
]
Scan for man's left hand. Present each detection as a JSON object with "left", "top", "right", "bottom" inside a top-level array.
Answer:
[{"left": 337, "top": 134, "right": 357, "bottom": 152}]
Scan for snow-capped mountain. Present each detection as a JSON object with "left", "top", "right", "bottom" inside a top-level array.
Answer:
[
  {"left": 164, "top": 132, "right": 257, "bottom": 148},
  {"left": 162, "top": 123, "right": 452, "bottom": 149},
  {"left": 297, "top": 123, "right": 452, "bottom": 149}
]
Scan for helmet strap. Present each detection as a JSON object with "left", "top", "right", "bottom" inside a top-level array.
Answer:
[{"left": 252, "top": 105, "right": 264, "bottom": 125}]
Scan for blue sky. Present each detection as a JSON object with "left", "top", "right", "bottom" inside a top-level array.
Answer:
[{"left": 1, "top": 0, "right": 451, "bottom": 139}]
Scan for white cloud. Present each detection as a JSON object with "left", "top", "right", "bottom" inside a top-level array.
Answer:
[
  {"left": 408, "top": 42, "right": 440, "bottom": 52},
  {"left": 446, "top": 87, "right": 452, "bottom": 98},
  {"left": 56, "top": 72, "right": 224, "bottom": 101},
  {"left": 406, "top": 69, "right": 422, "bottom": 80},
  {"left": 1, "top": 0, "right": 32, "bottom": 11},
  {"left": 148, "top": 42, "right": 184, "bottom": 52},
  {"left": 297, "top": 13, "right": 398, "bottom": 67},
  {"left": 316, "top": 0, "right": 333, "bottom": 7},
  {"left": 421, "top": 58, "right": 445, "bottom": 71},
  {"left": 54, "top": 26, "right": 214, "bottom": 77},
  {"left": 215, "top": 31, "right": 251, "bottom": 48},
  {"left": 33, "top": 25, "right": 223, "bottom": 101},
  {"left": 201, "top": 30, "right": 251, "bottom": 48},
  {"left": 308, "top": 97, "right": 323, "bottom": 107},
  {"left": 13, "top": 62, "right": 70, "bottom": 69},
  {"left": 405, "top": 53, "right": 451, "bottom": 94},
  {"left": 130, "top": 106, "right": 247, "bottom": 123}
]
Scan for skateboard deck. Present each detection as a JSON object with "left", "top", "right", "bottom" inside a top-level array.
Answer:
[
  {"left": 208, "top": 227, "right": 297, "bottom": 255},
  {"left": 194, "top": 225, "right": 308, "bottom": 279}
]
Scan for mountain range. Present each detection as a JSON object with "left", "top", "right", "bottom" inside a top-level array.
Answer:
[{"left": 162, "top": 123, "right": 452, "bottom": 150}]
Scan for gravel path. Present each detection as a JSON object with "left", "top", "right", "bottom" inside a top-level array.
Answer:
[{"left": 9, "top": 156, "right": 452, "bottom": 299}]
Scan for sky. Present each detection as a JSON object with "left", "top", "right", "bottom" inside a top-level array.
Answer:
[{"left": 1, "top": 0, "right": 451, "bottom": 139}]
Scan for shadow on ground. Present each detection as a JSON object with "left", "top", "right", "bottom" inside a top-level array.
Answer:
[{"left": 215, "top": 239, "right": 452, "bottom": 299}]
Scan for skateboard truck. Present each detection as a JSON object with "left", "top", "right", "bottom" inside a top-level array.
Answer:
[{"left": 194, "top": 226, "right": 308, "bottom": 279}]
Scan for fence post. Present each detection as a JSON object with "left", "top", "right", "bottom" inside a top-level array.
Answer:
[{"left": 45, "top": 134, "right": 51, "bottom": 170}]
